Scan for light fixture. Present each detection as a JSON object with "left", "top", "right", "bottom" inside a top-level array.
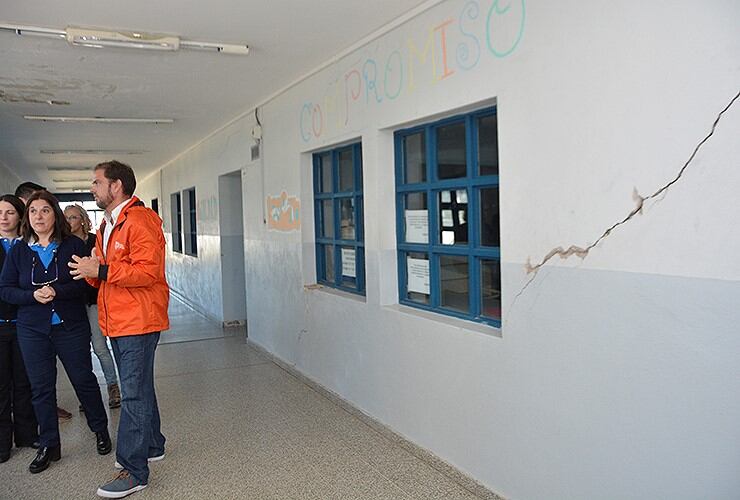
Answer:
[
  {"left": 25, "top": 115, "right": 174, "bottom": 124},
  {"left": 47, "top": 166, "right": 93, "bottom": 171},
  {"left": 0, "top": 23, "right": 249, "bottom": 55},
  {"left": 41, "top": 149, "right": 147, "bottom": 155},
  {"left": 53, "top": 178, "right": 93, "bottom": 182}
]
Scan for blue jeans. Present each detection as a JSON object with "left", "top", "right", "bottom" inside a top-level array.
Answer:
[
  {"left": 110, "top": 332, "right": 164, "bottom": 484},
  {"left": 88, "top": 305, "right": 118, "bottom": 387},
  {"left": 17, "top": 322, "right": 108, "bottom": 448}
]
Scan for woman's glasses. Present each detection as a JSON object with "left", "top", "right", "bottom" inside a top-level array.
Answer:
[{"left": 31, "top": 254, "right": 59, "bottom": 287}]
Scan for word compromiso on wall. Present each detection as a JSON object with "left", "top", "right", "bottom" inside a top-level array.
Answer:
[{"left": 300, "top": 0, "right": 525, "bottom": 142}]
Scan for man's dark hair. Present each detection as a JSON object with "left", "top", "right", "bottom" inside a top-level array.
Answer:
[
  {"left": 94, "top": 160, "right": 136, "bottom": 197},
  {"left": 20, "top": 190, "right": 70, "bottom": 243},
  {"left": 14, "top": 182, "right": 46, "bottom": 200}
]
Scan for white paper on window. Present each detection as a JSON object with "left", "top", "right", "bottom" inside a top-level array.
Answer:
[
  {"left": 341, "top": 248, "right": 356, "bottom": 278},
  {"left": 407, "top": 257, "right": 430, "bottom": 295},
  {"left": 442, "top": 231, "right": 455, "bottom": 245},
  {"left": 404, "top": 209, "right": 429, "bottom": 243},
  {"left": 455, "top": 189, "right": 468, "bottom": 204},
  {"left": 441, "top": 209, "right": 454, "bottom": 227},
  {"left": 441, "top": 190, "right": 452, "bottom": 203}
]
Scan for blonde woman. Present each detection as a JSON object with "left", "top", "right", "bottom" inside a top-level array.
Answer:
[{"left": 64, "top": 205, "right": 120, "bottom": 409}]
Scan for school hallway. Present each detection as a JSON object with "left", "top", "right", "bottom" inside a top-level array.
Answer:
[{"left": 0, "top": 297, "right": 494, "bottom": 500}]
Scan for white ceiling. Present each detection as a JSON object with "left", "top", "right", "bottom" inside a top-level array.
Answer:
[{"left": 0, "top": 0, "right": 430, "bottom": 192}]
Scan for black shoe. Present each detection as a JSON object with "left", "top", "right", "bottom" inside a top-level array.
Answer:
[
  {"left": 29, "top": 445, "right": 61, "bottom": 473},
  {"left": 0, "top": 450, "right": 9, "bottom": 463},
  {"left": 16, "top": 439, "right": 40, "bottom": 449},
  {"left": 96, "top": 430, "right": 112, "bottom": 455}
]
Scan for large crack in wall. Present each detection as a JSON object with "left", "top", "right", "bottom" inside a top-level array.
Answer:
[{"left": 512, "top": 89, "right": 740, "bottom": 305}]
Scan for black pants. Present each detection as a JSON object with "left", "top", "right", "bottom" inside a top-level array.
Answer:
[
  {"left": 0, "top": 323, "right": 38, "bottom": 453},
  {"left": 17, "top": 321, "right": 107, "bottom": 448}
]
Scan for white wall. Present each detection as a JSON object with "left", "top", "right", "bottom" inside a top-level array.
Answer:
[
  {"left": 149, "top": 1, "right": 740, "bottom": 498},
  {"left": 0, "top": 162, "right": 22, "bottom": 196}
]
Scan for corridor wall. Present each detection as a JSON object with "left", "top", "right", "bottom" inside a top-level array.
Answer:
[{"left": 141, "top": 1, "right": 740, "bottom": 498}]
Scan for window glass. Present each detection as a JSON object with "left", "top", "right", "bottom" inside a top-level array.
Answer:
[
  {"left": 437, "top": 122, "right": 466, "bottom": 179},
  {"left": 404, "top": 192, "right": 428, "bottom": 244},
  {"left": 481, "top": 259, "right": 501, "bottom": 320},
  {"left": 339, "top": 198, "right": 355, "bottom": 240},
  {"left": 405, "top": 252, "right": 430, "bottom": 304},
  {"left": 480, "top": 187, "right": 500, "bottom": 247},
  {"left": 438, "top": 189, "right": 468, "bottom": 245},
  {"left": 321, "top": 153, "right": 332, "bottom": 192},
  {"left": 339, "top": 149, "right": 354, "bottom": 191},
  {"left": 478, "top": 115, "right": 499, "bottom": 176},
  {"left": 322, "top": 200, "right": 334, "bottom": 238},
  {"left": 440, "top": 255, "right": 469, "bottom": 313},
  {"left": 404, "top": 132, "right": 426, "bottom": 183},
  {"left": 324, "top": 245, "right": 335, "bottom": 283}
]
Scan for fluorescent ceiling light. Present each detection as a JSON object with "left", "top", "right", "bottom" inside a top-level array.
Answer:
[
  {"left": 41, "top": 149, "right": 147, "bottom": 155},
  {"left": 0, "top": 23, "right": 248, "bottom": 55},
  {"left": 53, "top": 178, "right": 92, "bottom": 183},
  {"left": 25, "top": 116, "right": 174, "bottom": 124},
  {"left": 47, "top": 166, "right": 93, "bottom": 171}
]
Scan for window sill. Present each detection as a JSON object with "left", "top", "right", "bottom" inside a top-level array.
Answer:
[
  {"left": 304, "top": 284, "right": 367, "bottom": 303},
  {"left": 383, "top": 304, "right": 502, "bottom": 338}
]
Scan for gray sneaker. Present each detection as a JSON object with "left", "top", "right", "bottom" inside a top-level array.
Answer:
[
  {"left": 96, "top": 470, "right": 147, "bottom": 498},
  {"left": 114, "top": 452, "right": 165, "bottom": 469}
]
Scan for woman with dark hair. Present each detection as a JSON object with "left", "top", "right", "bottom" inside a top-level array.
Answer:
[
  {"left": 0, "top": 194, "right": 38, "bottom": 464},
  {"left": 0, "top": 190, "right": 111, "bottom": 474}
]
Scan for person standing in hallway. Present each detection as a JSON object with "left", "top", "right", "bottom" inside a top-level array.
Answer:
[
  {"left": 14, "top": 182, "right": 74, "bottom": 422},
  {"left": 69, "top": 161, "right": 169, "bottom": 499},
  {"left": 0, "top": 190, "right": 112, "bottom": 474},
  {"left": 64, "top": 204, "right": 121, "bottom": 410},
  {"left": 0, "top": 194, "right": 39, "bottom": 464}
]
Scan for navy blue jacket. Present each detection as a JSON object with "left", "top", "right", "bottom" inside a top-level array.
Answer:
[
  {"left": 0, "top": 243, "right": 18, "bottom": 322},
  {"left": 0, "top": 236, "right": 89, "bottom": 334}
]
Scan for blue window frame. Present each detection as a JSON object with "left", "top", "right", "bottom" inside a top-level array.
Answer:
[
  {"left": 170, "top": 192, "right": 182, "bottom": 253},
  {"left": 395, "top": 108, "right": 501, "bottom": 327},
  {"left": 313, "top": 142, "right": 365, "bottom": 295}
]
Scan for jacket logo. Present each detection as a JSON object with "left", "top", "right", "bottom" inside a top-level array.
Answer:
[{"left": 114, "top": 241, "right": 125, "bottom": 251}]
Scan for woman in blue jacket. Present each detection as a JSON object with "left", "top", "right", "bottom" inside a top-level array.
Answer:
[
  {"left": 0, "top": 190, "right": 111, "bottom": 474},
  {"left": 0, "top": 194, "right": 38, "bottom": 463}
]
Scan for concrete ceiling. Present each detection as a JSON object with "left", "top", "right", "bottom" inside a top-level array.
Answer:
[{"left": 0, "top": 0, "right": 430, "bottom": 192}]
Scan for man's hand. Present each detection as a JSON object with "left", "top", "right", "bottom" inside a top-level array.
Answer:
[
  {"left": 69, "top": 249, "right": 100, "bottom": 280},
  {"left": 33, "top": 285, "right": 55, "bottom": 304}
]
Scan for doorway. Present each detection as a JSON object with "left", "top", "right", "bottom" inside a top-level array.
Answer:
[{"left": 218, "top": 171, "right": 247, "bottom": 329}]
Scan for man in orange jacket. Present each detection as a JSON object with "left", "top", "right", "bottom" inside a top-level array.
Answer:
[{"left": 69, "top": 161, "right": 169, "bottom": 499}]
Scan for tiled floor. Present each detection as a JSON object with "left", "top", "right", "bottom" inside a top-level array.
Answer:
[{"left": 0, "top": 297, "right": 489, "bottom": 500}]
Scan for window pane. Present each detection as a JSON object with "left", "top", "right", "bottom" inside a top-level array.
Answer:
[
  {"left": 404, "top": 132, "right": 426, "bottom": 183},
  {"left": 404, "top": 192, "right": 428, "bottom": 244},
  {"left": 440, "top": 255, "right": 469, "bottom": 313},
  {"left": 478, "top": 115, "right": 499, "bottom": 176},
  {"left": 405, "top": 252, "right": 430, "bottom": 304},
  {"left": 339, "top": 149, "right": 354, "bottom": 191},
  {"left": 324, "top": 245, "right": 335, "bottom": 283},
  {"left": 340, "top": 246, "right": 357, "bottom": 288},
  {"left": 480, "top": 187, "right": 500, "bottom": 247},
  {"left": 339, "top": 198, "right": 355, "bottom": 240},
  {"left": 481, "top": 260, "right": 501, "bottom": 320},
  {"left": 322, "top": 200, "right": 334, "bottom": 238},
  {"left": 437, "top": 122, "right": 466, "bottom": 179},
  {"left": 321, "top": 153, "right": 332, "bottom": 192},
  {"left": 438, "top": 190, "right": 468, "bottom": 245}
]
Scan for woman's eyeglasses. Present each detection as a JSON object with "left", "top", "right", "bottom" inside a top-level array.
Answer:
[
  {"left": 31, "top": 254, "right": 59, "bottom": 287},
  {"left": 65, "top": 215, "right": 81, "bottom": 221}
]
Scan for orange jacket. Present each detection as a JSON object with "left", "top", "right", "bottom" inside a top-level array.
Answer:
[{"left": 87, "top": 197, "right": 170, "bottom": 337}]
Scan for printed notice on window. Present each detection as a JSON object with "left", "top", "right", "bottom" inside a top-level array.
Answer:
[
  {"left": 405, "top": 210, "right": 428, "bottom": 244},
  {"left": 407, "top": 257, "right": 430, "bottom": 295},
  {"left": 341, "top": 248, "right": 356, "bottom": 278}
]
